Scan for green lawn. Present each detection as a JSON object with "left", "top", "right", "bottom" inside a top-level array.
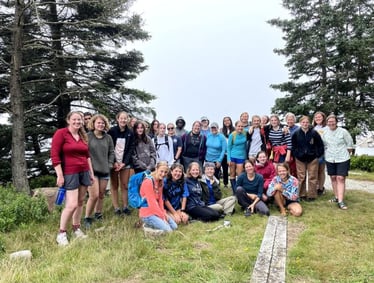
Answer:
[{"left": 1, "top": 188, "right": 374, "bottom": 282}]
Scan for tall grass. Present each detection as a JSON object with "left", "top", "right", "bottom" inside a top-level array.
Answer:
[{"left": 1, "top": 188, "right": 374, "bottom": 282}]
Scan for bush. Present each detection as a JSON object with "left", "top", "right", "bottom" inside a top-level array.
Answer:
[
  {"left": 0, "top": 185, "right": 50, "bottom": 232},
  {"left": 29, "top": 175, "right": 56, "bottom": 190},
  {"left": 351, "top": 155, "right": 374, "bottom": 172}
]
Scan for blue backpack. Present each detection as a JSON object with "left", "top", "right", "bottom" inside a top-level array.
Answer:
[{"left": 128, "top": 170, "right": 153, "bottom": 209}]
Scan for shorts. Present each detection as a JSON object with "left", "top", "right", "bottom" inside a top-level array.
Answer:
[
  {"left": 230, "top": 157, "right": 245, "bottom": 164},
  {"left": 285, "top": 199, "right": 298, "bottom": 207},
  {"left": 64, "top": 171, "right": 91, "bottom": 190},
  {"left": 94, "top": 171, "right": 110, "bottom": 180},
  {"left": 326, "top": 160, "right": 350, "bottom": 176}
]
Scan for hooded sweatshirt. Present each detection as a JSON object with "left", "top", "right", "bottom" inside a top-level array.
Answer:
[{"left": 175, "top": 116, "right": 187, "bottom": 137}]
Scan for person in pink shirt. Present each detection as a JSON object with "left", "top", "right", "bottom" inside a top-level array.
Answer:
[
  {"left": 254, "top": 151, "right": 276, "bottom": 202},
  {"left": 51, "top": 111, "right": 94, "bottom": 246},
  {"left": 139, "top": 161, "right": 177, "bottom": 231}
]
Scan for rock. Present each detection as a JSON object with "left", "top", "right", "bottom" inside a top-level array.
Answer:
[
  {"left": 32, "top": 187, "right": 58, "bottom": 212},
  {"left": 10, "top": 250, "right": 32, "bottom": 260}
]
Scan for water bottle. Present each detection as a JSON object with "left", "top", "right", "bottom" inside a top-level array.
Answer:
[{"left": 55, "top": 187, "right": 66, "bottom": 205}]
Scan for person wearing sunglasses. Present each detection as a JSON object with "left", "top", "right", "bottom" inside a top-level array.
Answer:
[{"left": 167, "top": 123, "right": 182, "bottom": 164}]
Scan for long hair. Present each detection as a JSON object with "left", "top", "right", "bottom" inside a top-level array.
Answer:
[
  {"left": 66, "top": 111, "right": 88, "bottom": 143},
  {"left": 133, "top": 120, "right": 148, "bottom": 145},
  {"left": 164, "top": 163, "right": 185, "bottom": 199},
  {"left": 186, "top": 162, "right": 202, "bottom": 178},
  {"left": 221, "top": 116, "right": 235, "bottom": 138}
]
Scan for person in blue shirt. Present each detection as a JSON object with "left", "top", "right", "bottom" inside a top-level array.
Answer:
[
  {"left": 205, "top": 122, "right": 227, "bottom": 180},
  {"left": 227, "top": 121, "right": 248, "bottom": 193},
  {"left": 163, "top": 163, "right": 189, "bottom": 224},
  {"left": 185, "top": 162, "right": 220, "bottom": 222},
  {"left": 236, "top": 159, "right": 270, "bottom": 217}
]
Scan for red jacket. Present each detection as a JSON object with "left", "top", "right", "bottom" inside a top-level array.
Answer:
[
  {"left": 51, "top": 128, "right": 90, "bottom": 174},
  {"left": 255, "top": 161, "right": 276, "bottom": 192}
]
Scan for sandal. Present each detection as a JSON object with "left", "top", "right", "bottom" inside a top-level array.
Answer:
[
  {"left": 338, "top": 202, "right": 348, "bottom": 210},
  {"left": 329, "top": 197, "right": 338, "bottom": 203}
]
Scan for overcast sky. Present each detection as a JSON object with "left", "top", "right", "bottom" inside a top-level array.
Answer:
[{"left": 128, "top": 0, "right": 290, "bottom": 128}]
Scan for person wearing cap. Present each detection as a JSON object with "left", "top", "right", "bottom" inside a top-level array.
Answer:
[
  {"left": 205, "top": 122, "right": 227, "bottom": 180},
  {"left": 200, "top": 116, "right": 210, "bottom": 137},
  {"left": 200, "top": 162, "right": 236, "bottom": 216},
  {"left": 175, "top": 116, "right": 187, "bottom": 137}
]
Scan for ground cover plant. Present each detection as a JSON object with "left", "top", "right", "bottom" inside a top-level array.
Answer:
[{"left": 0, "top": 185, "right": 374, "bottom": 282}]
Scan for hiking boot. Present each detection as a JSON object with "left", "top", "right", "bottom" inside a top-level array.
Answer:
[
  {"left": 114, "top": 208, "right": 122, "bottom": 216},
  {"left": 317, "top": 187, "right": 325, "bottom": 196},
  {"left": 56, "top": 232, "right": 69, "bottom": 246},
  {"left": 94, "top": 212, "right": 103, "bottom": 221},
  {"left": 244, "top": 208, "right": 251, "bottom": 217},
  {"left": 122, "top": 207, "right": 131, "bottom": 215},
  {"left": 84, "top": 217, "right": 93, "bottom": 229},
  {"left": 73, "top": 228, "right": 88, "bottom": 239}
]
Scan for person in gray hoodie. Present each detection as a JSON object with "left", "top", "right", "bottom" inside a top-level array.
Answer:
[
  {"left": 175, "top": 116, "right": 187, "bottom": 137},
  {"left": 132, "top": 120, "right": 157, "bottom": 174}
]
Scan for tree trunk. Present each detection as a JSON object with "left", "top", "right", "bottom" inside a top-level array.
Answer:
[{"left": 10, "top": 0, "right": 30, "bottom": 194}]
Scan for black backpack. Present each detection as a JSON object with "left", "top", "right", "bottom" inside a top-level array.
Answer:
[{"left": 154, "top": 135, "right": 169, "bottom": 150}]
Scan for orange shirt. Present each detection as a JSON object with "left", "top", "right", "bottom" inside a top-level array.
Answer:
[{"left": 139, "top": 178, "right": 166, "bottom": 220}]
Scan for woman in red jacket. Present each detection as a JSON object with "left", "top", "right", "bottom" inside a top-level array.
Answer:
[
  {"left": 51, "top": 111, "right": 94, "bottom": 246},
  {"left": 254, "top": 151, "right": 276, "bottom": 202}
]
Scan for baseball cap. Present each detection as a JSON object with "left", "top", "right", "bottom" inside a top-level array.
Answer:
[
  {"left": 210, "top": 122, "right": 219, "bottom": 128},
  {"left": 200, "top": 116, "right": 209, "bottom": 122}
]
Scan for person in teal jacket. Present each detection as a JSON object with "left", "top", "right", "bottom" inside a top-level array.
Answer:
[
  {"left": 205, "top": 122, "right": 227, "bottom": 180},
  {"left": 227, "top": 120, "right": 248, "bottom": 193}
]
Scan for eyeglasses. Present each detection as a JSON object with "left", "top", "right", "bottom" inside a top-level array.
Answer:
[{"left": 167, "top": 127, "right": 174, "bottom": 130}]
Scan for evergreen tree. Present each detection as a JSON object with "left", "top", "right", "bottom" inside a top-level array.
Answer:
[
  {"left": 0, "top": 0, "right": 154, "bottom": 189},
  {"left": 269, "top": 0, "right": 374, "bottom": 138}
]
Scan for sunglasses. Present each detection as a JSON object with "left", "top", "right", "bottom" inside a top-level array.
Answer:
[{"left": 167, "top": 127, "right": 174, "bottom": 130}]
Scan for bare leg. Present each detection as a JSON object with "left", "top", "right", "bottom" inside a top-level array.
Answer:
[
  {"left": 72, "top": 185, "right": 88, "bottom": 225},
  {"left": 120, "top": 168, "right": 131, "bottom": 208},
  {"left": 110, "top": 170, "right": 120, "bottom": 209},
  {"left": 85, "top": 177, "right": 99, "bottom": 218},
  {"left": 273, "top": 191, "right": 287, "bottom": 216},
  {"left": 95, "top": 179, "right": 109, "bottom": 214},
  {"left": 59, "top": 189, "right": 78, "bottom": 230}
]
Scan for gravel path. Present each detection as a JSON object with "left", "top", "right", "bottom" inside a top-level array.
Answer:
[{"left": 324, "top": 173, "right": 374, "bottom": 194}]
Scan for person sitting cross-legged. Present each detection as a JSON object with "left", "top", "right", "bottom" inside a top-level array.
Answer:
[{"left": 267, "top": 163, "right": 302, "bottom": 217}]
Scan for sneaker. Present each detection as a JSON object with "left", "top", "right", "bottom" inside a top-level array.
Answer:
[
  {"left": 84, "top": 217, "right": 93, "bottom": 229},
  {"left": 122, "top": 207, "right": 131, "bottom": 215},
  {"left": 56, "top": 232, "right": 69, "bottom": 246},
  {"left": 114, "top": 208, "right": 122, "bottom": 216},
  {"left": 73, "top": 228, "right": 88, "bottom": 239},
  {"left": 244, "top": 208, "right": 252, "bottom": 217},
  {"left": 94, "top": 212, "right": 103, "bottom": 221}
]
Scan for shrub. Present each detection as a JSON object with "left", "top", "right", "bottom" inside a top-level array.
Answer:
[
  {"left": 351, "top": 155, "right": 374, "bottom": 172},
  {"left": 0, "top": 185, "right": 50, "bottom": 232},
  {"left": 29, "top": 175, "right": 56, "bottom": 190}
]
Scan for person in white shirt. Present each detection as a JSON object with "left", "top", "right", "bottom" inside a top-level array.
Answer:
[{"left": 153, "top": 123, "right": 174, "bottom": 167}]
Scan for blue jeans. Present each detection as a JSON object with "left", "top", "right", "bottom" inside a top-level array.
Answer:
[{"left": 142, "top": 215, "right": 178, "bottom": 231}]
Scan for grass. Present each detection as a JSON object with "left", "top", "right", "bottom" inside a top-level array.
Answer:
[
  {"left": 348, "top": 169, "right": 374, "bottom": 182},
  {"left": 1, "top": 187, "right": 374, "bottom": 282}
]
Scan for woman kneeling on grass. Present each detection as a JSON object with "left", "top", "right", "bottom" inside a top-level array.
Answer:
[
  {"left": 139, "top": 161, "right": 177, "bottom": 231},
  {"left": 163, "top": 163, "right": 190, "bottom": 225},
  {"left": 267, "top": 163, "right": 302, "bottom": 217}
]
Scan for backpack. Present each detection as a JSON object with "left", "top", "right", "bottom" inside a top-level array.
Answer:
[
  {"left": 154, "top": 136, "right": 169, "bottom": 150},
  {"left": 128, "top": 170, "right": 153, "bottom": 209}
]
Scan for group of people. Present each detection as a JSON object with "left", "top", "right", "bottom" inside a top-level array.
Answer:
[{"left": 51, "top": 110, "right": 354, "bottom": 244}]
